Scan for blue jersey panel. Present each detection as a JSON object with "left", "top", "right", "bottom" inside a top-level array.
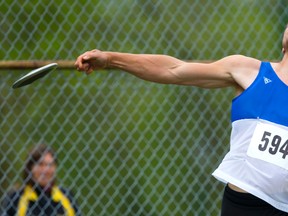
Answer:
[{"left": 231, "top": 62, "right": 288, "bottom": 127}]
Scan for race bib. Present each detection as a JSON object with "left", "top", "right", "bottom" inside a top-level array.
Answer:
[{"left": 247, "top": 122, "right": 288, "bottom": 170}]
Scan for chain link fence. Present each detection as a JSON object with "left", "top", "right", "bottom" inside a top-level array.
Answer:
[{"left": 1, "top": 0, "right": 288, "bottom": 215}]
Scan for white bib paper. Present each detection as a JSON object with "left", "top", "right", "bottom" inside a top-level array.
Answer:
[{"left": 247, "top": 122, "right": 288, "bottom": 170}]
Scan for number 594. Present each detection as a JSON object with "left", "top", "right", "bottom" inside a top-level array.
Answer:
[{"left": 258, "top": 131, "right": 288, "bottom": 159}]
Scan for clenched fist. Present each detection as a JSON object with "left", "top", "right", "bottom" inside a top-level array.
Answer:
[{"left": 75, "top": 49, "right": 109, "bottom": 74}]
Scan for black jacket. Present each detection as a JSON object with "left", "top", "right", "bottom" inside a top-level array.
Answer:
[{"left": 1, "top": 185, "right": 80, "bottom": 216}]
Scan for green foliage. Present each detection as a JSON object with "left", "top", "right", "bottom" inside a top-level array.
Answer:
[{"left": 1, "top": 0, "right": 287, "bottom": 215}]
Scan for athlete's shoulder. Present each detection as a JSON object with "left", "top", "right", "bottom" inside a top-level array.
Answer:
[
  {"left": 218, "top": 54, "right": 261, "bottom": 68},
  {"left": 216, "top": 55, "right": 261, "bottom": 90}
]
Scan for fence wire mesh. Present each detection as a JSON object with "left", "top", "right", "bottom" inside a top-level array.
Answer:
[{"left": 1, "top": 0, "right": 288, "bottom": 215}]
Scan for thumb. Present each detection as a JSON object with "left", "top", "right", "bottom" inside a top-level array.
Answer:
[{"left": 83, "top": 55, "right": 89, "bottom": 61}]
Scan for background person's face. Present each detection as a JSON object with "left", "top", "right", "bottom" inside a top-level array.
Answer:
[{"left": 31, "top": 153, "right": 56, "bottom": 187}]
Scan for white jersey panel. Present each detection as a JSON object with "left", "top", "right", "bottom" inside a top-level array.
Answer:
[{"left": 213, "top": 119, "right": 288, "bottom": 212}]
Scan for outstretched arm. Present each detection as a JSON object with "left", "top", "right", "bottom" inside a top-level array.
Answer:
[{"left": 75, "top": 49, "right": 261, "bottom": 90}]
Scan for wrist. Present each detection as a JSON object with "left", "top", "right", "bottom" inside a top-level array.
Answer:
[{"left": 104, "top": 52, "right": 112, "bottom": 69}]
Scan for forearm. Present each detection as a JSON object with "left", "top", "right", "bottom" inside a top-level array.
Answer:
[{"left": 105, "top": 52, "right": 184, "bottom": 84}]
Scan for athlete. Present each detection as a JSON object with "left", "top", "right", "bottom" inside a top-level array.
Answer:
[{"left": 74, "top": 25, "right": 288, "bottom": 215}]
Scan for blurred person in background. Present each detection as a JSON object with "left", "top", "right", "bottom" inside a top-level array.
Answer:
[
  {"left": 2, "top": 144, "right": 80, "bottom": 216},
  {"left": 75, "top": 25, "right": 288, "bottom": 215}
]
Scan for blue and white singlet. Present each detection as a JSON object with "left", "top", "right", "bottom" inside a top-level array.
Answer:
[{"left": 212, "top": 62, "right": 288, "bottom": 212}]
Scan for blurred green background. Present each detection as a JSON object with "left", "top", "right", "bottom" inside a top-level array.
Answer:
[{"left": 1, "top": 0, "right": 288, "bottom": 215}]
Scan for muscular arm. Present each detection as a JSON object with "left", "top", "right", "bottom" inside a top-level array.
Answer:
[{"left": 75, "top": 50, "right": 261, "bottom": 90}]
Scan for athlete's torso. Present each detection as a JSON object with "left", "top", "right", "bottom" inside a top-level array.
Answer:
[{"left": 213, "top": 62, "right": 288, "bottom": 212}]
